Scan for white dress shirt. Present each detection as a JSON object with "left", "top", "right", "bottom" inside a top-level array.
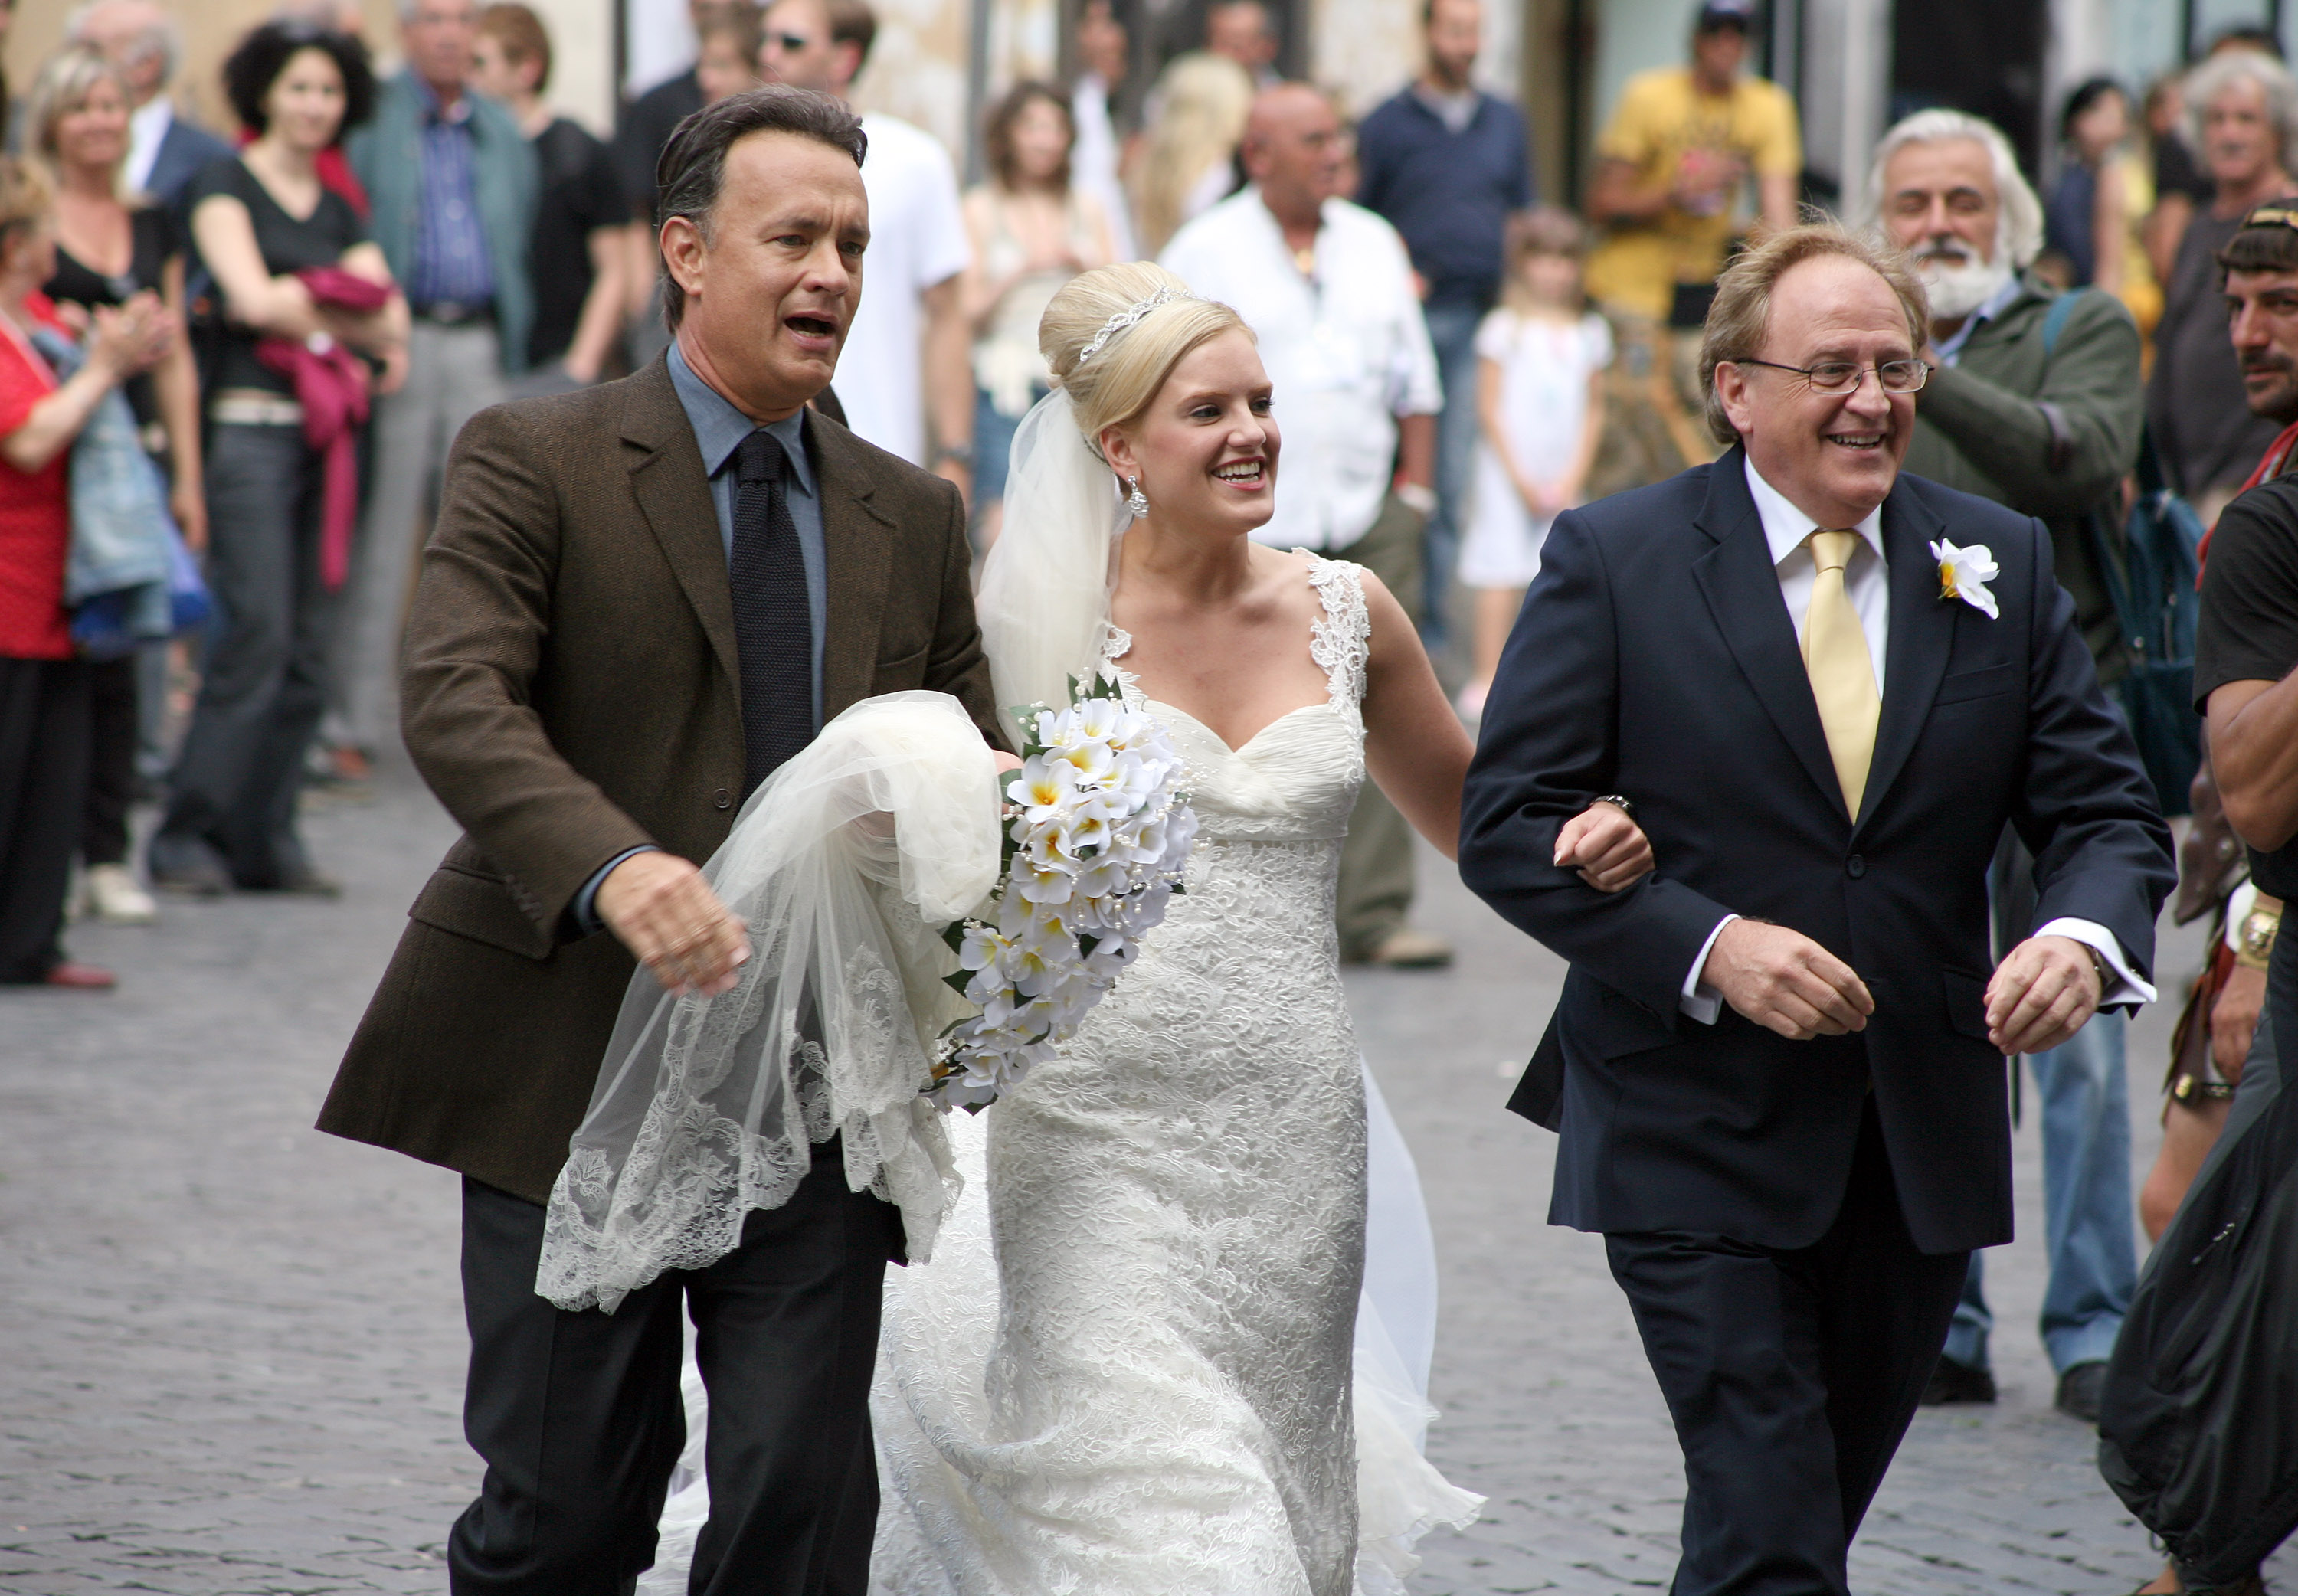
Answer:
[
  {"left": 1677, "top": 458, "right": 2155, "bottom": 1023},
  {"left": 1159, "top": 189, "right": 1442, "bottom": 551},
  {"left": 125, "top": 96, "right": 175, "bottom": 199},
  {"left": 836, "top": 114, "right": 972, "bottom": 466}
]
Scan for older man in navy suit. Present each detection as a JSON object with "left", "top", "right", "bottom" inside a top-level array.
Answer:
[{"left": 1460, "top": 222, "right": 2173, "bottom": 1596}]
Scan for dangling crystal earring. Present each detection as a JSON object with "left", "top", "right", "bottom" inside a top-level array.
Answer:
[{"left": 1125, "top": 477, "right": 1150, "bottom": 518}]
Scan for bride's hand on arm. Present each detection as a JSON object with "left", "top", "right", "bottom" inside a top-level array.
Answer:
[
  {"left": 1553, "top": 801, "right": 1652, "bottom": 891},
  {"left": 1359, "top": 570, "right": 1475, "bottom": 861}
]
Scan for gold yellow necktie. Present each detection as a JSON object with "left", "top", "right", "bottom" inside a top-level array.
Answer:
[{"left": 1802, "top": 529, "right": 1881, "bottom": 817}]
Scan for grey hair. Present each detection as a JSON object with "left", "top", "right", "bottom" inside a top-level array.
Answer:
[
  {"left": 1859, "top": 108, "right": 2044, "bottom": 269},
  {"left": 655, "top": 85, "right": 868, "bottom": 332},
  {"left": 2184, "top": 49, "right": 2298, "bottom": 175},
  {"left": 64, "top": 0, "right": 182, "bottom": 85}
]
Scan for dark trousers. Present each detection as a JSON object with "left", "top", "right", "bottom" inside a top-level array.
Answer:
[
  {"left": 81, "top": 652, "right": 139, "bottom": 866},
  {"left": 158, "top": 424, "right": 333, "bottom": 887},
  {"left": 1606, "top": 1104, "right": 1969, "bottom": 1596},
  {"left": 0, "top": 656, "right": 92, "bottom": 981},
  {"left": 451, "top": 1141, "right": 903, "bottom": 1596}
]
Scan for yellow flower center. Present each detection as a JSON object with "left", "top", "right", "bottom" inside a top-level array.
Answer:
[{"left": 1938, "top": 559, "right": 1959, "bottom": 600}]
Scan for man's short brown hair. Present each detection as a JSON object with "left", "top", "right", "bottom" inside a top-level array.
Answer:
[
  {"left": 478, "top": 3, "right": 551, "bottom": 93},
  {"left": 2219, "top": 198, "right": 2298, "bottom": 280},
  {"left": 824, "top": 0, "right": 876, "bottom": 70},
  {"left": 1697, "top": 219, "right": 1932, "bottom": 446}
]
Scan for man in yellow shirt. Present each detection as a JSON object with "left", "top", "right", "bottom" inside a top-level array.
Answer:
[{"left": 1585, "top": 0, "right": 1801, "bottom": 325}]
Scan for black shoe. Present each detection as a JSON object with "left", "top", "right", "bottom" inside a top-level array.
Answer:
[
  {"left": 146, "top": 832, "right": 231, "bottom": 898},
  {"left": 2055, "top": 1360, "right": 2108, "bottom": 1424},
  {"left": 1920, "top": 1356, "right": 1998, "bottom": 1405},
  {"left": 237, "top": 866, "right": 342, "bottom": 899}
]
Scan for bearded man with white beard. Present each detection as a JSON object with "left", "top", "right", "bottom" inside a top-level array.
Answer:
[{"left": 1865, "top": 106, "right": 2150, "bottom": 1425}]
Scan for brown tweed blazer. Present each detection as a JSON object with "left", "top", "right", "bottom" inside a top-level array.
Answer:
[{"left": 316, "top": 358, "right": 1006, "bottom": 1204}]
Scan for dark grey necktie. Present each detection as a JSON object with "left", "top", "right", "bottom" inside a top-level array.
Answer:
[{"left": 730, "top": 429, "right": 813, "bottom": 795}]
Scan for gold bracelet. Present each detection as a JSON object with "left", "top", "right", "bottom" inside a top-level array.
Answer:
[{"left": 2236, "top": 894, "right": 2283, "bottom": 971}]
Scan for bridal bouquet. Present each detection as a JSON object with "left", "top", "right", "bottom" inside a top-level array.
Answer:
[{"left": 924, "top": 675, "right": 1196, "bottom": 1111}]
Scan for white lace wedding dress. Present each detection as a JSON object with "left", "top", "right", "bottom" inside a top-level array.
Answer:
[{"left": 864, "top": 554, "right": 1481, "bottom": 1595}]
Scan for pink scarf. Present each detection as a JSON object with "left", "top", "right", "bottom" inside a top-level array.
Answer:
[{"left": 255, "top": 267, "right": 391, "bottom": 590}]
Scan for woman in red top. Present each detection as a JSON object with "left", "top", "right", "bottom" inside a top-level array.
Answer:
[{"left": 0, "top": 157, "right": 169, "bottom": 987}]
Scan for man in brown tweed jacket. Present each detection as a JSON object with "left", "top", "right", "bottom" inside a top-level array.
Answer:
[{"left": 316, "top": 87, "right": 1006, "bottom": 1595}]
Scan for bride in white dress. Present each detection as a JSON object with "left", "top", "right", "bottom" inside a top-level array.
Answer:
[{"left": 856, "top": 263, "right": 1655, "bottom": 1595}]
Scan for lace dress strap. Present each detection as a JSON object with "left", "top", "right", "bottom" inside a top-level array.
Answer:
[{"left": 1296, "top": 551, "right": 1372, "bottom": 717}]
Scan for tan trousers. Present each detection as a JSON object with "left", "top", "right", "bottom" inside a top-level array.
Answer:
[{"left": 1334, "top": 494, "right": 1425, "bottom": 960}]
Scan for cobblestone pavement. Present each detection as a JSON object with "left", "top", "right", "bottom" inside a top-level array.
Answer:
[{"left": 0, "top": 767, "right": 2285, "bottom": 1594}]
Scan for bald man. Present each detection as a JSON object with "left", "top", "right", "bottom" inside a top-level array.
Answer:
[{"left": 1161, "top": 83, "right": 1450, "bottom": 967}]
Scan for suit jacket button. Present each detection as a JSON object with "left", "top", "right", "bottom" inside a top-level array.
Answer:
[
  {"left": 1846, "top": 854, "right": 1867, "bottom": 878},
  {"left": 713, "top": 788, "right": 732, "bottom": 810}
]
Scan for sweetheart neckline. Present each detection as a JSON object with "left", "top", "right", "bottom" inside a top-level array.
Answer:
[{"left": 1142, "top": 698, "right": 1336, "bottom": 757}]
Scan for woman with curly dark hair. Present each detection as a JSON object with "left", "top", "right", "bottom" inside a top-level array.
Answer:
[{"left": 146, "top": 22, "right": 406, "bottom": 898}]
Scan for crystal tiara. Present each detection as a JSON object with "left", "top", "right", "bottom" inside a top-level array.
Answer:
[{"left": 1076, "top": 284, "right": 1201, "bottom": 365}]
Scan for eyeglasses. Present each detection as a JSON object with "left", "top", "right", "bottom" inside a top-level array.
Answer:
[{"left": 1732, "top": 357, "right": 1932, "bottom": 395}]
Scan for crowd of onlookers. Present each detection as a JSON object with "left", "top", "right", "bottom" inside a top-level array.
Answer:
[{"left": 2, "top": 0, "right": 2297, "bottom": 1580}]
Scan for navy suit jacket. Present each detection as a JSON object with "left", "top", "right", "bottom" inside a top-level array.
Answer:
[
  {"left": 143, "top": 114, "right": 234, "bottom": 210},
  {"left": 1458, "top": 448, "right": 2173, "bottom": 1256}
]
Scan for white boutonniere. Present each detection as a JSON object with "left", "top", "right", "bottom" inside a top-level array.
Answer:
[{"left": 1930, "top": 538, "right": 2001, "bottom": 620}]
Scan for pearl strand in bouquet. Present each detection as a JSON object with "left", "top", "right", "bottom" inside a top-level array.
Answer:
[{"left": 925, "top": 674, "right": 1196, "bottom": 1111}]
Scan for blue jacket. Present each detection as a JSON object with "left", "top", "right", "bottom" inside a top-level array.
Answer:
[
  {"left": 1459, "top": 450, "right": 2174, "bottom": 1254},
  {"left": 346, "top": 73, "right": 538, "bottom": 374}
]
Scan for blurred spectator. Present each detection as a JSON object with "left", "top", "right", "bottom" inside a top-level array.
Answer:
[
  {"left": 617, "top": 2, "right": 758, "bottom": 371},
  {"left": 1455, "top": 209, "right": 1605, "bottom": 721},
  {"left": 2148, "top": 50, "right": 2297, "bottom": 524},
  {"left": 2143, "top": 72, "right": 2212, "bottom": 289},
  {"left": 611, "top": 0, "right": 718, "bottom": 227},
  {"left": 1131, "top": 51, "right": 1253, "bottom": 255},
  {"left": 0, "top": 155, "right": 170, "bottom": 986},
  {"left": 694, "top": 3, "right": 764, "bottom": 103},
  {"left": 1584, "top": 0, "right": 1798, "bottom": 329},
  {"left": 961, "top": 81, "right": 1114, "bottom": 544},
  {"left": 470, "top": 4, "right": 630, "bottom": 392},
  {"left": 1069, "top": 0, "right": 1135, "bottom": 260},
  {"left": 65, "top": 0, "right": 232, "bottom": 211},
  {"left": 1160, "top": 83, "right": 1447, "bottom": 969},
  {"left": 1355, "top": 0, "right": 1532, "bottom": 646},
  {"left": 2044, "top": 77, "right": 2161, "bottom": 340},
  {"left": 31, "top": 44, "right": 207, "bottom": 925},
  {"left": 148, "top": 22, "right": 404, "bottom": 897},
  {"left": 1206, "top": 0, "right": 1281, "bottom": 87},
  {"left": 328, "top": 0, "right": 536, "bottom": 780},
  {"left": 1867, "top": 106, "right": 2146, "bottom": 1423},
  {"left": 761, "top": 0, "right": 973, "bottom": 482}
]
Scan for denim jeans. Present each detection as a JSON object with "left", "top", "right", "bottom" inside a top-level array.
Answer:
[
  {"left": 1945, "top": 1006, "right": 2136, "bottom": 1372},
  {"left": 1421, "top": 301, "right": 1483, "bottom": 651}
]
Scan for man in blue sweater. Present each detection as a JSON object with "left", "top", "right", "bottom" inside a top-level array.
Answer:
[{"left": 1355, "top": 0, "right": 1533, "bottom": 648}]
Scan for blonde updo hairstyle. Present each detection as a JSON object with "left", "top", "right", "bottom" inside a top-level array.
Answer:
[{"left": 1040, "top": 262, "right": 1252, "bottom": 464}]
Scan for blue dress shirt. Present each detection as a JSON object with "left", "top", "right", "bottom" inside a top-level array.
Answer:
[
  {"left": 408, "top": 77, "right": 498, "bottom": 308},
  {"left": 571, "top": 345, "right": 830, "bottom": 934}
]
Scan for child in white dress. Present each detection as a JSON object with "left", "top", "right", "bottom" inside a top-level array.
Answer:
[{"left": 1457, "top": 211, "right": 1611, "bottom": 719}]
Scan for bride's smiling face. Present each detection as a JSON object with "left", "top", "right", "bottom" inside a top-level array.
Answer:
[{"left": 1101, "top": 329, "right": 1279, "bottom": 538}]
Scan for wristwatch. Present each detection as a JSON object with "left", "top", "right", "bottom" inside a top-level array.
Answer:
[
  {"left": 935, "top": 444, "right": 973, "bottom": 467},
  {"left": 1593, "top": 794, "right": 1635, "bottom": 819},
  {"left": 2236, "top": 894, "right": 2283, "bottom": 971}
]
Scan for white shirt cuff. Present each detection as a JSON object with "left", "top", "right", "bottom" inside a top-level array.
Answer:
[
  {"left": 1681, "top": 914, "right": 1738, "bottom": 1024},
  {"left": 2034, "top": 917, "right": 2156, "bottom": 1007}
]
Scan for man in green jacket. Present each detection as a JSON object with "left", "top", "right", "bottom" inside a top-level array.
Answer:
[
  {"left": 329, "top": 0, "right": 539, "bottom": 780},
  {"left": 1867, "top": 106, "right": 2148, "bottom": 1424}
]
